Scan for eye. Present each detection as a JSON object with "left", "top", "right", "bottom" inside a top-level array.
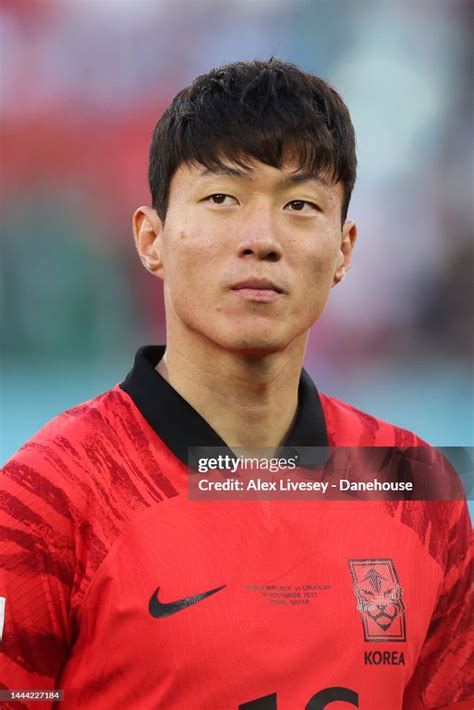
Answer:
[
  {"left": 206, "top": 194, "right": 237, "bottom": 206},
  {"left": 285, "top": 200, "right": 320, "bottom": 213}
]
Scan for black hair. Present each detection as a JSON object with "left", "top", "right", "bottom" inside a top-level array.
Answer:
[{"left": 149, "top": 58, "right": 357, "bottom": 222}]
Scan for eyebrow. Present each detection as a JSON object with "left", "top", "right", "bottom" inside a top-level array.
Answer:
[
  {"left": 199, "top": 166, "right": 245, "bottom": 178},
  {"left": 198, "top": 166, "right": 331, "bottom": 188},
  {"left": 282, "top": 172, "right": 331, "bottom": 189}
]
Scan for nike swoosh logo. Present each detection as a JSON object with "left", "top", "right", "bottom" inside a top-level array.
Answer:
[{"left": 148, "top": 584, "right": 226, "bottom": 619}]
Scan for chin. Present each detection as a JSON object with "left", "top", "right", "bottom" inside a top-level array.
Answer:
[
  {"left": 191, "top": 313, "right": 313, "bottom": 355},
  {"left": 213, "top": 328, "right": 295, "bottom": 356}
]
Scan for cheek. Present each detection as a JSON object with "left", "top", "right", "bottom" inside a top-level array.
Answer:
[
  {"left": 162, "top": 227, "right": 224, "bottom": 310},
  {"left": 298, "top": 241, "right": 339, "bottom": 290},
  {"left": 288, "top": 243, "right": 339, "bottom": 325},
  {"left": 164, "top": 227, "right": 214, "bottom": 274}
]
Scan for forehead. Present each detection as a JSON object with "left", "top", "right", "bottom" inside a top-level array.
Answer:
[{"left": 169, "top": 157, "right": 344, "bottom": 204}]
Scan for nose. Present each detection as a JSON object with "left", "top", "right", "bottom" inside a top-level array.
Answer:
[{"left": 236, "top": 208, "right": 283, "bottom": 262}]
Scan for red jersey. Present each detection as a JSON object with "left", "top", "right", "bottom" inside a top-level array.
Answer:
[{"left": 0, "top": 346, "right": 472, "bottom": 709}]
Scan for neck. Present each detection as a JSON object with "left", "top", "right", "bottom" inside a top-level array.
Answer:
[{"left": 157, "top": 331, "right": 308, "bottom": 451}]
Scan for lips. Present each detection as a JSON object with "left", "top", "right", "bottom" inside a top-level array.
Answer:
[
  {"left": 230, "top": 278, "right": 285, "bottom": 303},
  {"left": 231, "top": 279, "right": 284, "bottom": 294}
]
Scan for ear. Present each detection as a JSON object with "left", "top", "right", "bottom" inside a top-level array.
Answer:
[
  {"left": 132, "top": 206, "right": 165, "bottom": 279},
  {"left": 332, "top": 220, "right": 357, "bottom": 287}
]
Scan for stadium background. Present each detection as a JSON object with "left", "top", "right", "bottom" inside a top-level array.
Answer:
[{"left": 1, "top": 0, "right": 472, "bottom": 511}]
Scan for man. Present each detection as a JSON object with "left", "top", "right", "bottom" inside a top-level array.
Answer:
[{"left": 0, "top": 59, "right": 472, "bottom": 709}]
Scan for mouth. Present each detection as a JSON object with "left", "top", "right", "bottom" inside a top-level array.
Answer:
[{"left": 230, "top": 278, "right": 285, "bottom": 303}]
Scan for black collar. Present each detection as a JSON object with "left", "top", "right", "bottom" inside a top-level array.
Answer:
[{"left": 120, "top": 345, "right": 328, "bottom": 464}]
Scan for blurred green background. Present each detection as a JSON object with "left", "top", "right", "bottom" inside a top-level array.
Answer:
[{"left": 1, "top": 0, "right": 472, "bottom": 499}]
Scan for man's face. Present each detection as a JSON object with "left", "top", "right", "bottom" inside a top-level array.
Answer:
[{"left": 137, "top": 158, "right": 356, "bottom": 355}]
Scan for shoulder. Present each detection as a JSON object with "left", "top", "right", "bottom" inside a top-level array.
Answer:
[
  {"left": 319, "top": 391, "right": 428, "bottom": 447},
  {"left": 3, "top": 383, "right": 177, "bottom": 520},
  {"left": 5, "top": 385, "right": 133, "bottom": 455},
  {"left": 2, "top": 385, "right": 146, "bottom": 493},
  {"left": 319, "top": 394, "right": 472, "bottom": 573},
  {"left": 2, "top": 385, "right": 178, "bottom": 615},
  {"left": 0, "top": 387, "right": 135, "bottom": 619}
]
